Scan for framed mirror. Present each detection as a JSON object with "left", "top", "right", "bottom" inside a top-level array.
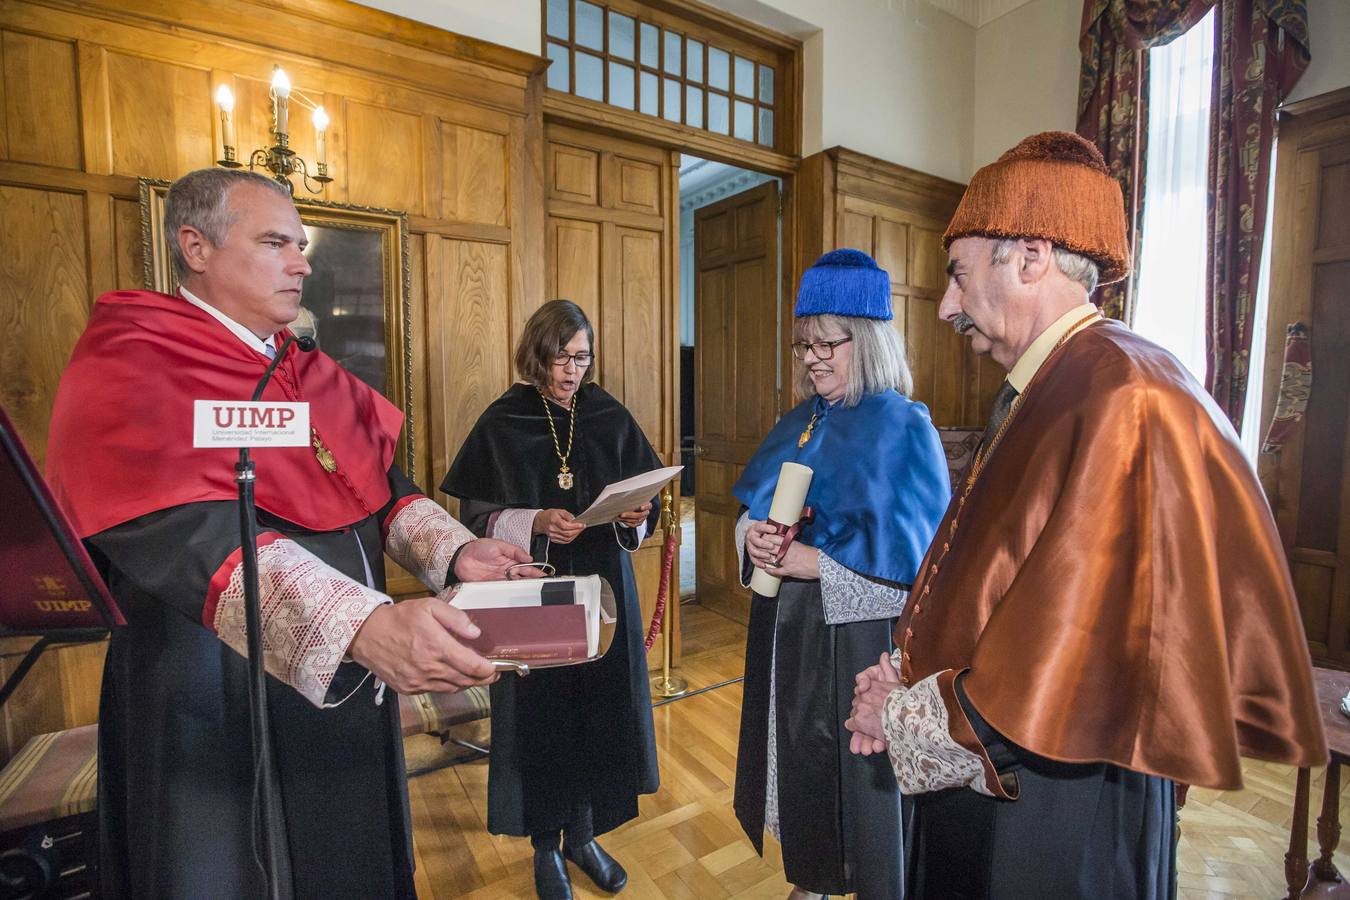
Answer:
[{"left": 139, "top": 178, "right": 415, "bottom": 478}]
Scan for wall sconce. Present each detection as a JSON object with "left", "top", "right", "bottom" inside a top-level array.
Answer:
[{"left": 215, "top": 65, "right": 332, "bottom": 195}]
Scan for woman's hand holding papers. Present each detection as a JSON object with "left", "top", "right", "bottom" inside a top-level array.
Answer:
[
  {"left": 534, "top": 508, "right": 586, "bottom": 543},
  {"left": 616, "top": 502, "right": 652, "bottom": 528}
]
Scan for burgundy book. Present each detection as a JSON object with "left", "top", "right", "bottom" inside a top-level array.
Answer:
[
  {"left": 0, "top": 404, "right": 125, "bottom": 634},
  {"left": 461, "top": 604, "right": 589, "bottom": 663}
]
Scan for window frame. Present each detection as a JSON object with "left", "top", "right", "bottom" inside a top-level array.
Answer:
[{"left": 540, "top": 0, "right": 800, "bottom": 166}]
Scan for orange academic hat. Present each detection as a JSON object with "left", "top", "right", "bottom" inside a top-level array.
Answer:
[{"left": 942, "top": 131, "right": 1131, "bottom": 285}]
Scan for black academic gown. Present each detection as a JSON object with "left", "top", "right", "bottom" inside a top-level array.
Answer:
[
  {"left": 440, "top": 382, "right": 661, "bottom": 838},
  {"left": 907, "top": 680, "right": 1176, "bottom": 900},
  {"left": 737, "top": 571, "right": 906, "bottom": 899},
  {"left": 88, "top": 468, "right": 421, "bottom": 900}
]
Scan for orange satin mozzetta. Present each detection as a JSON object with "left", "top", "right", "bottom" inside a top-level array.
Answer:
[{"left": 895, "top": 319, "right": 1326, "bottom": 791}]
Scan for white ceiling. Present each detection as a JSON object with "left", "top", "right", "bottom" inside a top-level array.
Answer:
[{"left": 918, "top": 0, "right": 1037, "bottom": 27}]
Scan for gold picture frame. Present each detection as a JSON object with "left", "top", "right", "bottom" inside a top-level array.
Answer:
[{"left": 139, "top": 178, "right": 416, "bottom": 479}]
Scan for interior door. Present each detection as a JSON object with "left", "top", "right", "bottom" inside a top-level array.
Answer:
[
  {"left": 543, "top": 123, "right": 680, "bottom": 668},
  {"left": 1259, "top": 95, "right": 1350, "bottom": 668},
  {"left": 694, "top": 180, "right": 780, "bottom": 624}
]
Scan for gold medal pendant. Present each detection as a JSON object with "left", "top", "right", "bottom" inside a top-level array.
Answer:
[
  {"left": 797, "top": 412, "right": 820, "bottom": 449},
  {"left": 312, "top": 428, "right": 337, "bottom": 472},
  {"left": 558, "top": 467, "right": 574, "bottom": 490}
]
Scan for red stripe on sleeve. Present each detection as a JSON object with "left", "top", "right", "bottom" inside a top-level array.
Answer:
[
  {"left": 201, "top": 531, "right": 285, "bottom": 631},
  {"left": 382, "top": 493, "right": 424, "bottom": 542}
]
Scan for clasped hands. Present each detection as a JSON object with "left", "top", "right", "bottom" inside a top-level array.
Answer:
[
  {"left": 349, "top": 537, "right": 545, "bottom": 695},
  {"left": 534, "top": 502, "right": 652, "bottom": 543},
  {"left": 844, "top": 651, "right": 905, "bottom": 757},
  {"left": 745, "top": 520, "right": 819, "bottom": 580}
]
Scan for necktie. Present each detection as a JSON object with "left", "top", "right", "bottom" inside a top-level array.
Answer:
[
  {"left": 264, "top": 343, "right": 276, "bottom": 360},
  {"left": 981, "top": 380, "right": 1019, "bottom": 451}
]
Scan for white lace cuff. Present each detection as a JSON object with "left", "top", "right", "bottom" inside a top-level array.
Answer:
[
  {"left": 819, "top": 553, "right": 909, "bottom": 624},
  {"left": 204, "top": 534, "right": 391, "bottom": 709},
  {"left": 881, "top": 672, "right": 998, "bottom": 797},
  {"left": 735, "top": 512, "right": 755, "bottom": 588},
  {"left": 491, "top": 508, "right": 538, "bottom": 550},
  {"left": 383, "top": 495, "right": 475, "bottom": 591}
]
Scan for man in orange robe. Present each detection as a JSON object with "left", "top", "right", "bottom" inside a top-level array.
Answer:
[{"left": 844, "top": 131, "right": 1326, "bottom": 898}]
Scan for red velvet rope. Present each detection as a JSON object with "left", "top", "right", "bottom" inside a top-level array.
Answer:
[{"left": 644, "top": 526, "right": 678, "bottom": 653}]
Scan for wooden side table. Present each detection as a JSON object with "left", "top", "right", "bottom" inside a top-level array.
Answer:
[{"left": 1286, "top": 667, "right": 1350, "bottom": 900}]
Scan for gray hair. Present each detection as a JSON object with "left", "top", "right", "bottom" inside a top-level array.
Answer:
[
  {"left": 990, "top": 237, "right": 1100, "bottom": 294},
  {"left": 793, "top": 314, "right": 914, "bottom": 408},
  {"left": 164, "top": 169, "right": 291, "bottom": 278}
]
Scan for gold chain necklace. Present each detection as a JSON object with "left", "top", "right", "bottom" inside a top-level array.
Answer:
[
  {"left": 540, "top": 389, "right": 578, "bottom": 489},
  {"left": 964, "top": 310, "right": 1102, "bottom": 491}
]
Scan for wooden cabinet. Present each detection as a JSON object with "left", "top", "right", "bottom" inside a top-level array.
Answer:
[{"left": 1259, "top": 88, "right": 1350, "bottom": 668}]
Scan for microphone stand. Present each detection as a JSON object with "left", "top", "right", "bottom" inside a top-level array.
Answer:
[{"left": 237, "top": 333, "right": 313, "bottom": 900}]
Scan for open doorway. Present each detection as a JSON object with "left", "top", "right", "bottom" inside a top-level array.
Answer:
[{"left": 678, "top": 154, "right": 780, "bottom": 620}]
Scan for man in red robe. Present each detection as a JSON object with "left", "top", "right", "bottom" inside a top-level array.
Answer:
[
  {"left": 844, "top": 132, "right": 1326, "bottom": 898},
  {"left": 46, "top": 168, "right": 532, "bottom": 898}
]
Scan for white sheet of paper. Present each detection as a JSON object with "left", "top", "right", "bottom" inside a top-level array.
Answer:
[{"left": 572, "top": 465, "right": 684, "bottom": 527}]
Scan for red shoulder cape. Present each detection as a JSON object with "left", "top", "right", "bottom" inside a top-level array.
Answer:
[
  {"left": 46, "top": 291, "right": 402, "bottom": 536},
  {"left": 896, "top": 320, "right": 1326, "bottom": 790}
]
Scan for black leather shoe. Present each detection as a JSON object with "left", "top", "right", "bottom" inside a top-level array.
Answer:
[
  {"left": 534, "top": 848, "right": 573, "bottom": 900},
  {"left": 564, "top": 839, "right": 628, "bottom": 893}
]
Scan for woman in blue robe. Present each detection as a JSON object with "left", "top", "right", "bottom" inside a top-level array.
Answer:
[{"left": 732, "top": 250, "right": 950, "bottom": 900}]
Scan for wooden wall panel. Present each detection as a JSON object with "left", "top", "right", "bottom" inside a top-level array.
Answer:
[
  {"left": 612, "top": 226, "right": 662, "bottom": 445},
  {"left": 549, "top": 143, "right": 599, "bottom": 205},
  {"left": 426, "top": 237, "right": 511, "bottom": 488},
  {"left": 1, "top": 30, "right": 80, "bottom": 169},
  {"left": 106, "top": 51, "right": 213, "bottom": 179},
  {"left": 441, "top": 122, "right": 508, "bottom": 226},
  {"left": 345, "top": 101, "right": 424, "bottom": 213},
  {"left": 548, "top": 217, "right": 601, "bottom": 323},
  {"left": 614, "top": 155, "right": 660, "bottom": 214},
  {"left": 801, "top": 148, "right": 991, "bottom": 427},
  {"left": 875, "top": 218, "right": 907, "bottom": 286},
  {"left": 0, "top": 185, "right": 89, "bottom": 466}
]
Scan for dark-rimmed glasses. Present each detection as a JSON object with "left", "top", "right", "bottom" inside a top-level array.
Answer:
[
  {"left": 790, "top": 337, "right": 851, "bottom": 361},
  {"left": 552, "top": 351, "right": 594, "bottom": 368}
]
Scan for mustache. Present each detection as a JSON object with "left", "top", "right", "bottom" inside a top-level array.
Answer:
[{"left": 951, "top": 313, "right": 976, "bottom": 335}]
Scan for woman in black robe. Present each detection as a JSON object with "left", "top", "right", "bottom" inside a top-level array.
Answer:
[{"left": 441, "top": 300, "right": 661, "bottom": 900}]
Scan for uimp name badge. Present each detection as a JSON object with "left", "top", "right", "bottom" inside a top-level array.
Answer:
[{"left": 194, "top": 400, "right": 311, "bottom": 448}]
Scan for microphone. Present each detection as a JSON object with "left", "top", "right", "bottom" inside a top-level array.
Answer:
[
  {"left": 250, "top": 334, "right": 317, "bottom": 402},
  {"left": 233, "top": 328, "right": 317, "bottom": 898}
]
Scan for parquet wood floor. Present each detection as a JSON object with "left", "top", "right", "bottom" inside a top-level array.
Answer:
[{"left": 409, "top": 603, "right": 1350, "bottom": 899}]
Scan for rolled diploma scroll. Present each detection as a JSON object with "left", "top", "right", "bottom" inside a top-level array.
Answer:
[{"left": 749, "top": 461, "right": 814, "bottom": 598}]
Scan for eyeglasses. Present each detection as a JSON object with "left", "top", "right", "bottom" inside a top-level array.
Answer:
[
  {"left": 790, "top": 337, "right": 851, "bottom": 361},
  {"left": 552, "top": 351, "right": 594, "bottom": 368}
]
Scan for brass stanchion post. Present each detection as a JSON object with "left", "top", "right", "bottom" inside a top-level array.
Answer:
[{"left": 651, "top": 489, "right": 687, "bottom": 698}]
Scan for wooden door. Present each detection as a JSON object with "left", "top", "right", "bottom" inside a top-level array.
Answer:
[
  {"left": 693, "top": 180, "right": 780, "bottom": 624},
  {"left": 543, "top": 123, "right": 680, "bottom": 668},
  {"left": 1258, "top": 90, "right": 1350, "bottom": 668}
]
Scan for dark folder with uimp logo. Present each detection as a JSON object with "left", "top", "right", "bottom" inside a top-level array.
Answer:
[{"left": 0, "top": 404, "right": 125, "bottom": 635}]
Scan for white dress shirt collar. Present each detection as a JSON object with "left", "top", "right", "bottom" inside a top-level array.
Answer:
[{"left": 178, "top": 286, "right": 276, "bottom": 357}]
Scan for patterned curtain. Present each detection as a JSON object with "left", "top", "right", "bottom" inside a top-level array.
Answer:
[
  {"left": 1077, "top": 0, "right": 1216, "bottom": 321},
  {"left": 1207, "top": 0, "right": 1310, "bottom": 430}
]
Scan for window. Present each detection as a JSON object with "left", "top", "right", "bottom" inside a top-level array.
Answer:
[
  {"left": 1131, "top": 8, "right": 1270, "bottom": 461},
  {"left": 1132, "top": 9, "right": 1214, "bottom": 385},
  {"left": 543, "top": 0, "right": 778, "bottom": 149}
]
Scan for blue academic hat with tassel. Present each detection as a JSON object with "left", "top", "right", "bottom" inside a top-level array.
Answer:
[{"left": 794, "top": 248, "right": 893, "bottom": 321}]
